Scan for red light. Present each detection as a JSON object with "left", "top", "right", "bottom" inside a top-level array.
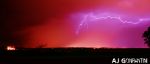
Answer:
[{"left": 7, "top": 46, "right": 16, "bottom": 51}]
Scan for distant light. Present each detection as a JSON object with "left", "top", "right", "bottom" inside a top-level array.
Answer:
[{"left": 7, "top": 46, "right": 16, "bottom": 51}]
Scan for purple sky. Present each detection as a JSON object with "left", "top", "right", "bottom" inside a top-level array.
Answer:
[
  {"left": 3, "top": 0, "right": 150, "bottom": 48},
  {"left": 68, "top": 0, "right": 150, "bottom": 48}
]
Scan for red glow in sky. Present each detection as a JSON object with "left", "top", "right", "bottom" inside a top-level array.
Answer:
[{"left": 5, "top": 0, "right": 150, "bottom": 48}]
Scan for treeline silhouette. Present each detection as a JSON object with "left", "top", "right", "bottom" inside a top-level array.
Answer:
[{"left": 143, "top": 27, "right": 150, "bottom": 48}]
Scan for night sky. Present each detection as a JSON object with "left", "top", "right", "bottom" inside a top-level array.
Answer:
[{"left": 1, "top": 0, "right": 150, "bottom": 48}]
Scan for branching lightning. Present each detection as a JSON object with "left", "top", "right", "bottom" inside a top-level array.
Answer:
[{"left": 76, "top": 13, "right": 150, "bottom": 34}]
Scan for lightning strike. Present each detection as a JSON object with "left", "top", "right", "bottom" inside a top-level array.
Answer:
[{"left": 76, "top": 13, "right": 150, "bottom": 34}]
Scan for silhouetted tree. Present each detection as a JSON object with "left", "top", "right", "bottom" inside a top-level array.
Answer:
[
  {"left": 36, "top": 43, "right": 47, "bottom": 48},
  {"left": 143, "top": 27, "right": 150, "bottom": 48}
]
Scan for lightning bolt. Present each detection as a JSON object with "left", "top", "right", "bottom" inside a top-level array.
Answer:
[{"left": 76, "top": 13, "right": 150, "bottom": 35}]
